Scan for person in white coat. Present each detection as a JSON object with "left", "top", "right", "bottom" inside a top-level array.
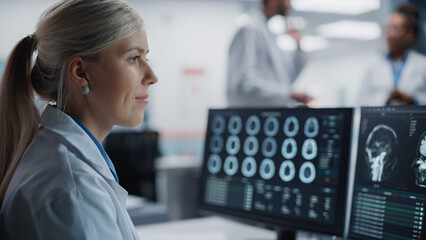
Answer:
[
  {"left": 227, "top": 0, "right": 312, "bottom": 107},
  {"left": 358, "top": 3, "right": 426, "bottom": 106},
  {"left": 0, "top": 1, "right": 158, "bottom": 239}
]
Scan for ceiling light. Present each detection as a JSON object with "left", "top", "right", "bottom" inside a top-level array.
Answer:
[
  {"left": 291, "top": 0, "right": 380, "bottom": 15},
  {"left": 317, "top": 20, "right": 381, "bottom": 40}
]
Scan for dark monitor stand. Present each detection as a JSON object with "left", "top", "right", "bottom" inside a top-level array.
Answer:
[{"left": 198, "top": 108, "right": 354, "bottom": 239}]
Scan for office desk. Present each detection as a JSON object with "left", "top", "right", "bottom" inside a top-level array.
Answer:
[{"left": 136, "top": 216, "right": 276, "bottom": 240}]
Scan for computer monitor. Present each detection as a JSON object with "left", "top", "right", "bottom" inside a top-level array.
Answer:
[
  {"left": 104, "top": 131, "right": 161, "bottom": 201},
  {"left": 349, "top": 106, "right": 426, "bottom": 240},
  {"left": 198, "top": 108, "right": 354, "bottom": 239}
]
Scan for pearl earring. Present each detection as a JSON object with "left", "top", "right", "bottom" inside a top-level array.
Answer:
[{"left": 81, "top": 86, "right": 90, "bottom": 95}]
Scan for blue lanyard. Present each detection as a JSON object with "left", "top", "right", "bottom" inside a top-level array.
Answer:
[
  {"left": 389, "top": 54, "right": 407, "bottom": 87},
  {"left": 70, "top": 116, "right": 119, "bottom": 184}
]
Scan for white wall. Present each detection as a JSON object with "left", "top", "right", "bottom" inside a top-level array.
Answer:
[{"left": 0, "top": 0, "right": 57, "bottom": 59}]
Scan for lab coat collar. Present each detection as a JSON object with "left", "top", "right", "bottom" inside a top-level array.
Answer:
[
  {"left": 387, "top": 49, "right": 411, "bottom": 63},
  {"left": 40, "top": 105, "right": 116, "bottom": 183}
]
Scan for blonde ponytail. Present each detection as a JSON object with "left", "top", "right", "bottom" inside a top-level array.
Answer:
[{"left": 0, "top": 36, "right": 40, "bottom": 203}]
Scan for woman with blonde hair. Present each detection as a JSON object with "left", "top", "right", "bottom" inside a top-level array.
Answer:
[{"left": 0, "top": 0, "right": 157, "bottom": 239}]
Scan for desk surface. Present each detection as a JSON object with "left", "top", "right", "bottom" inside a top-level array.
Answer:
[{"left": 136, "top": 216, "right": 276, "bottom": 240}]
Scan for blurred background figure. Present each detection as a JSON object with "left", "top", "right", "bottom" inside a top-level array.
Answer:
[
  {"left": 226, "top": 0, "right": 312, "bottom": 107},
  {"left": 358, "top": 3, "right": 426, "bottom": 106}
]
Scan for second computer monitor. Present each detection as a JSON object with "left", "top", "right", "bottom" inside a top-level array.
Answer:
[
  {"left": 198, "top": 108, "right": 353, "bottom": 237},
  {"left": 349, "top": 106, "right": 426, "bottom": 240}
]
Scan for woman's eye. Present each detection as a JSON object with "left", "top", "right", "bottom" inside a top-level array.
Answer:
[{"left": 129, "top": 56, "right": 140, "bottom": 63}]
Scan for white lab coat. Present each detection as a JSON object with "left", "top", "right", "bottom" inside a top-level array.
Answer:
[
  {"left": 0, "top": 105, "right": 139, "bottom": 240},
  {"left": 226, "top": 10, "right": 305, "bottom": 107},
  {"left": 358, "top": 50, "right": 426, "bottom": 106}
]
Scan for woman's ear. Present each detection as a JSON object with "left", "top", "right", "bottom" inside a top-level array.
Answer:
[{"left": 67, "top": 56, "right": 89, "bottom": 89}]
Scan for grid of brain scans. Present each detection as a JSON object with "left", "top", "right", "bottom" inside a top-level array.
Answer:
[
  {"left": 199, "top": 108, "right": 353, "bottom": 235},
  {"left": 349, "top": 107, "right": 426, "bottom": 240}
]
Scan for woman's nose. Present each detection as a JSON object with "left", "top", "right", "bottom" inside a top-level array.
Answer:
[{"left": 143, "top": 65, "right": 158, "bottom": 86}]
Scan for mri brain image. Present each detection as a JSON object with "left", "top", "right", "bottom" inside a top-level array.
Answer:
[
  {"left": 281, "top": 138, "right": 298, "bottom": 159},
  {"left": 411, "top": 131, "right": 426, "bottom": 188},
  {"left": 299, "top": 161, "right": 316, "bottom": 184},
  {"left": 284, "top": 116, "right": 299, "bottom": 137},
  {"left": 209, "top": 135, "right": 224, "bottom": 153},
  {"left": 228, "top": 115, "right": 243, "bottom": 135},
  {"left": 211, "top": 115, "right": 226, "bottom": 135},
  {"left": 364, "top": 124, "right": 398, "bottom": 182},
  {"left": 226, "top": 135, "right": 241, "bottom": 155},
  {"left": 259, "top": 159, "right": 275, "bottom": 180},
  {"left": 224, "top": 156, "right": 239, "bottom": 176},
  {"left": 244, "top": 136, "right": 259, "bottom": 156},
  {"left": 264, "top": 117, "right": 279, "bottom": 137},
  {"left": 207, "top": 154, "right": 222, "bottom": 174},
  {"left": 302, "top": 139, "right": 318, "bottom": 160},
  {"left": 279, "top": 160, "right": 296, "bottom": 182},
  {"left": 304, "top": 117, "right": 319, "bottom": 138},
  {"left": 262, "top": 137, "right": 278, "bottom": 158},
  {"left": 242, "top": 157, "right": 257, "bottom": 178},
  {"left": 246, "top": 115, "right": 261, "bottom": 135}
]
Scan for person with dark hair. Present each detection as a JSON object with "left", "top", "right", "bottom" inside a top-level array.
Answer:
[
  {"left": 358, "top": 3, "right": 426, "bottom": 106},
  {"left": 0, "top": 0, "right": 157, "bottom": 239},
  {"left": 227, "top": 0, "right": 312, "bottom": 107}
]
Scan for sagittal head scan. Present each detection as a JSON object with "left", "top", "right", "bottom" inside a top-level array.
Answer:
[
  {"left": 411, "top": 131, "right": 426, "bottom": 188},
  {"left": 364, "top": 124, "right": 398, "bottom": 182}
]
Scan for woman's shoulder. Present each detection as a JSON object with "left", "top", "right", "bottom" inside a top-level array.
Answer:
[{"left": 4, "top": 128, "right": 110, "bottom": 212}]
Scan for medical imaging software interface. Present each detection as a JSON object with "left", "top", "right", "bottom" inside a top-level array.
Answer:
[
  {"left": 199, "top": 108, "right": 353, "bottom": 235},
  {"left": 349, "top": 107, "right": 426, "bottom": 240}
]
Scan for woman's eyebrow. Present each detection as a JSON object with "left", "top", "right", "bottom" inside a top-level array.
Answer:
[{"left": 126, "top": 46, "right": 147, "bottom": 54}]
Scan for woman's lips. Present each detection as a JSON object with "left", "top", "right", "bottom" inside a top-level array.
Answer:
[{"left": 136, "top": 95, "right": 149, "bottom": 104}]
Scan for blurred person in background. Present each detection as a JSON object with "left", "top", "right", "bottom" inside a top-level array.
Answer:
[
  {"left": 226, "top": 0, "right": 312, "bottom": 107},
  {"left": 358, "top": 3, "right": 426, "bottom": 106}
]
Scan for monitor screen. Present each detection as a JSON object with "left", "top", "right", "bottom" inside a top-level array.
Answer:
[
  {"left": 349, "top": 106, "right": 426, "bottom": 240},
  {"left": 198, "top": 108, "right": 353, "bottom": 236}
]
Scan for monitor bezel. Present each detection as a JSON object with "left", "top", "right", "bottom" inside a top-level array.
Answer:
[{"left": 197, "top": 107, "right": 354, "bottom": 237}]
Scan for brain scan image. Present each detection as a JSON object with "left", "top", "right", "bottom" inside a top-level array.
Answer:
[
  {"left": 228, "top": 115, "right": 243, "bottom": 135},
  {"left": 281, "top": 138, "right": 297, "bottom": 159},
  {"left": 209, "top": 135, "right": 224, "bottom": 154},
  {"left": 304, "top": 117, "right": 319, "bottom": 138},
  {"left": 364, "top": 124, "right": 398, "bottom": 182},
  {"left": 207, "top": 154, "right": 222, "bottom": 174},
  {"left": 226, "top": 135, "right": 241, "bottom": 155},
  {"left": 283, "top": 116, "right": 299, "bottom": 137},
  {"left": 301, "top": 139, "right": 318, "bottom": 160},
  {"left": 411, "top": 131, "right": 426, "bottom": 188},
  {"left": 279, "top": 160, "right": 296, "bottom": 182},
  {"left": 299, "top": 161, "right": 316, "bottom": 184},
  {"left": 244, "top": 136, "right": 259, "bottom": 156},
  {"left": 246, "top": 115, "right": 261, "bottom": 135},
  {"left": 211, "top": 115, "right": 226, "bottom": 135},
  {"left": 259, "top": 158, "right": 275, "bottom": 180},
  {"left": 242, "top": 157, "right": 257, "bottom": 178},
  {"left": 224, "top": 156, "right": 239, "bottom": 176},
  {"left": 262, "top": 137, "right": 277, "bottom": 158},
  {"left": 264, "top": 117, "right": 279, "bottom": 137}
]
